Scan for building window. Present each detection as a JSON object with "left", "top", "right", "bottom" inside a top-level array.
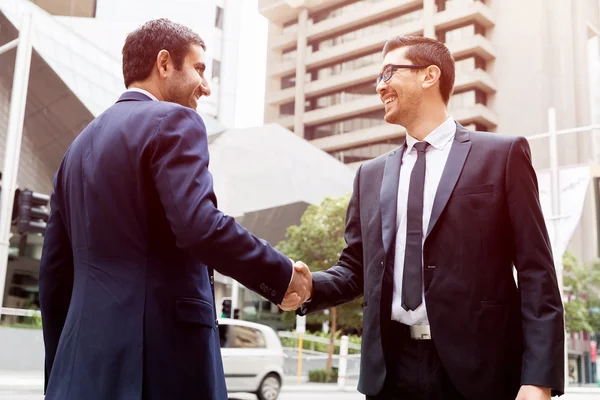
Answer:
[
  {"left": 215, "top": 6, "right": 224, "bottom": 29},
  {"left": 306, "top": 82, "right": 376, "bottom": 111},
  {"left": 330, "top": 138, "right": 404, "bottom": 164},
  {"left": 305, "top": 110, "right": 385, "bottom": 140},
  {"left": 212, "top": 59, "right": 221, "bottom": 83}
]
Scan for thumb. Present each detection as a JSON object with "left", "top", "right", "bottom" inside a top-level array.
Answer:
[{"left": 294, "top": 261, "right": 310, "bottom": 275}]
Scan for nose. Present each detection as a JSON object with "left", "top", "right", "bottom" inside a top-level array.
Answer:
[
  {"left": 376, "top": 78, "right": 387, "bottom": 95},
  {"left": 201, "top": 79, "right": 211, "bottom": 97}
]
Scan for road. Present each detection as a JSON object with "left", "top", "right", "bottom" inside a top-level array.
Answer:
[
  {"left": 3, "top": 387, "right": 600, "bottom": 400},
  {"left": 1, "top": 375, "right": 599, "bottom": 400}
]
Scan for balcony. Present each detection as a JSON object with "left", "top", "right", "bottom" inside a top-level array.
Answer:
[
  {"left": 453, "top": 68, "right": 496, "bottom": 94},
  {"left": 271, "top": 0, "right": 424, "bottom": 51},
  {"left": 311, "top": 123, "right": 405, "bottom": 153},
  {"left": 447, "top": 34, "right": 496, "bottom": 61},
  {"left": 434, "top": 0, "right": 495, "bottom": 33},
  {"left": 259, "top": 0, "right": 351, "bottom": 23},
  {"left": 269, "top": 20, "right": 424, "bottom": 77},
  {"left": 275, "top": 95, "right": 382, "bottom": 130},
  {"left": 452, "top": 103, "right": 499, "bottom": 128},
  {"left": 268, "top": 62, "right": 379, "bottom": 106}
]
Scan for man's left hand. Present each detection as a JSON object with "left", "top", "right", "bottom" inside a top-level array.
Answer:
[{"left": 516, "top": 385, "right": 551, "bottom": 400}]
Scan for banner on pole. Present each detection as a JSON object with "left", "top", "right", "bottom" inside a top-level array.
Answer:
[{"left": 536, "top": 164, "right": 591, "bottom": 267}]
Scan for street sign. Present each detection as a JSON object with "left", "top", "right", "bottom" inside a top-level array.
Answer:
[{"left": 295, "top": 315, "right": 306, "bottom": 334}]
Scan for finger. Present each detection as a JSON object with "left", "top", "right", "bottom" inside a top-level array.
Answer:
[
  {"left": 280, "top": 293, "right": 300, "bottom": 309},
  {"left": 293, "top": 261, "right": 308, "bottom": 270},
  {"left": 293, "top": 262, "right": 311, "bottom": 277}
]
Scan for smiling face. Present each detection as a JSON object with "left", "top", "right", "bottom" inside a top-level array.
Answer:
[
  {"left": 376, "top": 47, "right": 424, "bottom": 128},
  {"left": 161, "top": 44, "right": 211, "bottom": 110}
]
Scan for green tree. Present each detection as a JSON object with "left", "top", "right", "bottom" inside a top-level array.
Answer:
[
  {"left": 563, "top": 252, "right": 600, "bottom": 334},
  {"left": 276, "top": 194, "right": 362, "bottom": 371}
]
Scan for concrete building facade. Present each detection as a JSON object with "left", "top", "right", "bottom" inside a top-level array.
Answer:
[{"left": 259, "top": 0, "right": 600, "bottom": 260}]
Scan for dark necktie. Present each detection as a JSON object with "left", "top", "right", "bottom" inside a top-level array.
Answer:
[{"left": 402, "top": 141, "right": 429, "bottom": 311}]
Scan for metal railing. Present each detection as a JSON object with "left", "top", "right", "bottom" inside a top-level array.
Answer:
[{"left": 278, "top": 330, "right": 362, "bottom": 351}]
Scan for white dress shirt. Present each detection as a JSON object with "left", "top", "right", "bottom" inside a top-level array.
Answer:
[
  {"left": 391, "top": 117, "right": 456, "bottom": 325},
  {"left": 126, "top": 88, "right": 159, "bottom": 101}
]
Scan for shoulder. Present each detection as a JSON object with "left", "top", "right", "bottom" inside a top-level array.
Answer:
[
  {"left": 464, "top": 128, "right": 528, "bottom": 154},
  {"left": 467, "top": 129, "right": 521, "bottom": 145},
  {"left": 359, "top": 146, "right": 401, "bottom": 175},
  {"left": 145, "top": 102, "right": 207, "bottom": 136}
]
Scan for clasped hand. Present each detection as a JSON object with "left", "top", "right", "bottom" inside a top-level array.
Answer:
[{"left": 280, "top": 261, "right": 312, "bottom": 311}]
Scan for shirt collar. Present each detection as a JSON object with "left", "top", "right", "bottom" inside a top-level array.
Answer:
[
  {"left": 126, "top": 88, "right": 159, "bottom": 102},
  {"left": 405, "top": 117, "right": 456, "bottom": 153}
]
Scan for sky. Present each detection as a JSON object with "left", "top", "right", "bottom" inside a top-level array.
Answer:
[{"left": 233, "top": 0, "right": 269, "bottom": 129}]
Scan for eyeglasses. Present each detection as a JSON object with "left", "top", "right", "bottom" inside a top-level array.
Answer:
[{"left": 376, "top": 64, "right": 428, "bottom": 86}]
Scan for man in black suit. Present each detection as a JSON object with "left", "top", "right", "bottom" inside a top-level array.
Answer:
[
  {"left": 39, "top": 19, "right": 310, "bottom": 400},
  {"left": 289, "top": 36, "right": 564, "bottom": 400}
]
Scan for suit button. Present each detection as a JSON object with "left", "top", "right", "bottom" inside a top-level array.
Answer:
[
  {"left": 215, "top": 319, "right": 219, "bottom": 326},
  {"left": 210, "top": 275, "right": 214, "bottom": 285},
  {"left": 381, "top": 261, "right": 384, "bottom": 267}
]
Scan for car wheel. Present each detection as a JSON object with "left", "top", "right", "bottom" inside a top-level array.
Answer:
[{"left": 256, "top": 373, "right": 281, "bottom": 400}]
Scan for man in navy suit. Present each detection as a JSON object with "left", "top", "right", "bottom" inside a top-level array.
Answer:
[{"left": 39, "top": 18, "right": 310, "bottom": 400}]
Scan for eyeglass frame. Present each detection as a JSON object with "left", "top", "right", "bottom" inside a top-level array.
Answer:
[{"left": 376, "top": 64, "right": 429, "bottom": 86}]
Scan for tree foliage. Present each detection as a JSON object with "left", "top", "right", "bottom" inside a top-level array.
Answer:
[
  {"left": 563, "top": 251, "right": 600, "bottom": 334},
  {"left": 276, "top": 194, "right": 362, "bottom": 371}
]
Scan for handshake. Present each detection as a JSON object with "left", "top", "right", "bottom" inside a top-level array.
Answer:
[{"left": 280, "top": 261, "right": 312, "bottom": 311}]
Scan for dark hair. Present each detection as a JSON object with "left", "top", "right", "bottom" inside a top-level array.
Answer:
[
  {"left": 382, "top": 36, "right": 455, "bottom": 105},
  {"left": 122, "top": 18, "right": 206, "bottom": 88}
]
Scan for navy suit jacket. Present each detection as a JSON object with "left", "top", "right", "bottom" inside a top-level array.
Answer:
[{"left": 39, "top": 91, "right": 293, "bottom": 400}]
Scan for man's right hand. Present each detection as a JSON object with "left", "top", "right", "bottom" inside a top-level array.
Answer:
[{"left": 280, "top": 261, "right": 312, "bottom": 311}]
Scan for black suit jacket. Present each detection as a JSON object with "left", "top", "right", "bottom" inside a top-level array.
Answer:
[
  {"left": 299, "top": 123, "right": 565, "bottom": 399},
  {"left": 39, "top": 91, "right": 293, "bottom": 400}
]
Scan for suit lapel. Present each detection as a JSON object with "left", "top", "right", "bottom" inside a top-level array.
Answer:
[
  {"left": 425, "top": 123, "right": 471, "bottom": 239},
  {"left": 380, "top": 144, "right": 406, "bottom": 257}
]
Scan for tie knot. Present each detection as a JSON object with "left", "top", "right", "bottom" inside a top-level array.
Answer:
[{"left": 414, "top": 141, "right": 429, "bottom": 153}]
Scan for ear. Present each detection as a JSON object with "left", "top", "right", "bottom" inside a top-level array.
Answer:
[
  {"left": 421, "top": 65, "right": 441, "bottom": 90},
  {"left": 156, "top": 50, "right": 170, "bottom": 78}
]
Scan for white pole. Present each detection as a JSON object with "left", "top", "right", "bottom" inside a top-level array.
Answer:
[
  {"left": 548, "top": 107, "right": 569, "bottom": 388},
  {"left": 0, "top": 14, "right": 33, "bottom": 318},
  {"left": 231, "top": 280, "right": 239, "bottom": 317},
  {"left": 0, "top": 39, "right": 19, "bottom": 56},
  {"left": 337, "top": 335, "right": 349, "bottom": 390}
]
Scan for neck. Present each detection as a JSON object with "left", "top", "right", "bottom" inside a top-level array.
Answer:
[
  {"left": 405, "top": 104, "right": 449, "bottom": 141},
  {"left": 128, "top": 82, "right": 164, "bottom": 101}
]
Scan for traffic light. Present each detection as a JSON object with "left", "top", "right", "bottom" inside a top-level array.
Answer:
[
  {"left": 17, "top": 189, "right": 50, "bottom": 235},
  {"left": 221, "top": 298, "right": 231, "bottom": 318},
  {"left": 233, "top": 309, "right": 240, "bottom": 319}
]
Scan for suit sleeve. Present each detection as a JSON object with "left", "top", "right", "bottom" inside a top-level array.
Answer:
[
  {"left": 505, "top": 136, "right": 565, "bottom": 394},
  {"left": 149, "top": 107, "right": 293, "bottom": 305},
  {"left": 298, "top": 165, "right": 364, "bottom": 315},
  {"left": 39, "top": 185, "right": 74, "bottom": 393}
]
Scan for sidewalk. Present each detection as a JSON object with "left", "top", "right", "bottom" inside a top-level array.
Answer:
[
  {"left": 282, "top": 376, "right": 359, "bottom": 392},
  {"left": 281, "top": 376, "right": 600, "bottom": 396},
  {"left": 0, "top": 370, "right": 43, "bottom": 393}
]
